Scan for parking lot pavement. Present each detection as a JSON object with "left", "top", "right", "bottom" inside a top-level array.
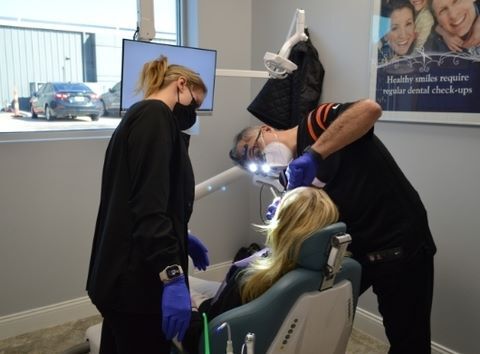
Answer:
[{"left": 0, "top": 111, "right": 121, "bottom": 133}]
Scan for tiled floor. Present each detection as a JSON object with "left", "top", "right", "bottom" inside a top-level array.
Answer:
[{"left": 0, "top": 315, "right": 389, "bottom": 354}]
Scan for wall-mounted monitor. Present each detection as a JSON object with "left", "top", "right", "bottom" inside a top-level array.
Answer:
[{"left": 121, "top": 39, "right": 217, "bottom": 112}]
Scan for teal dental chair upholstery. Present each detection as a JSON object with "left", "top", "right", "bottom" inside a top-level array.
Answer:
[{"left": 201, "top": 222, "right": 361, "bottom": 354}]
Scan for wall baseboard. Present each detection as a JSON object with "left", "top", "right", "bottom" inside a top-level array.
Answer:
[
  {"left": 354, "top": 307, "right": 461, "bottom": 354},
  {"left": 0, "top": 263, "right": 461, "bottom": 354},
  {"left": 0, "top": 297, "right": 99, "bottom": 341},
  {"left": 0, "top": 261, "right": 232, "bottom": 341}
]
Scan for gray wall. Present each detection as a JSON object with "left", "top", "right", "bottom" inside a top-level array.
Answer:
[
  {"left": 2, "top": 1, "right": 480, "bottom": 353},
  {"left": 250, "top": 1, "right": 480, "bottom": 353},
  {"left": 187, "top": 0, "right": 254, "bottom": 265},
  {"left": 0, "top": 135, "right": 107, "bottom": 314}
]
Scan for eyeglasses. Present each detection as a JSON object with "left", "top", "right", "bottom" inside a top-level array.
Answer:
[
  {"left": 188, "top": 86, "right": 200, "bottom": 109},
  {"left": 241, "top": 128, "right": 265, "bottom": 164},
  {"left": 229, "top": 128, "right": 266, "bottom": 168}
]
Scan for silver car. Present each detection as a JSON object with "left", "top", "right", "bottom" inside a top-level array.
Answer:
[{"left": 99, "top": 82, "right": 121, "bottom": 117}]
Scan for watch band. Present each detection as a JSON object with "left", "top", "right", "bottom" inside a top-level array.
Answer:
[{"left": 159, "top": 264, "right": 184, "bottom": 283}]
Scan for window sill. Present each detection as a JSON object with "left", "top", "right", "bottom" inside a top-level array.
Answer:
[{"left": 0, "top": 112, "right": 118, "bottom": 143}]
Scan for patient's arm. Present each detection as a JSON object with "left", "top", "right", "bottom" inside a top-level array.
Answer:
[
  {"left": 189, "top": 276, "right": 222, "bottom": 309},
  {"left": 188, "top": 249, "right": 268, "bottom": 311}
]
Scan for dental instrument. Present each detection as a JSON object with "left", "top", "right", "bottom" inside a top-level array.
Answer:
[
  {"left": 202, "top": 313, "right": 211, "bottom": 354},
  {"left": 245, "top": 333, "right": 255, "bottom": 354},
  {"left": 216, "top": 322, "right": 234, "bottom": 354},
  {"left": 263, "top": 9, "right": 308, "bottom": 79}
]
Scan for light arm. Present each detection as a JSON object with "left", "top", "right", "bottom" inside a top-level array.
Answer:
[
  {"left": 195, "top": 166, "right": 284, "bottom": 201},
  {"left": 195, "top": 166, "right": 248, "bottom": 200},
  {"left": 263, "top": 9, "right": 308, "bottom": 79}
]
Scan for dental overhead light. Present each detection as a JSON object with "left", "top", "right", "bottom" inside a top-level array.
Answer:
[{"left": 263, "top": 9, "right": 308, "bottom": 79}]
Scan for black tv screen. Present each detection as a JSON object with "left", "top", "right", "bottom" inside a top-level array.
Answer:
[{"left": 121, "top": 39, "right": 217, "bottom": 112}]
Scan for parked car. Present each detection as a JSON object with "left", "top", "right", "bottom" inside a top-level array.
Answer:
[
  {"left": 30, "top": 82, "right": 103, "bottom": 121},
  {"left": 99, "top": 82, "right": 121, "bottom": 117}
]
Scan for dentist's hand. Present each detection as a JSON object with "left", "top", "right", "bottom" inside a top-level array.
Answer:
[
  {"left": 188, "top": 233, "right": 210, "bottom": 271},
  {"left": 265, "top": 197, "right": 281, "bottom": 221},
  {"left": 162, "top": 275, "right": 191, "bottom": 341},
  {"left": 286, "top": 148, "right": 321, "bottom": 190}
]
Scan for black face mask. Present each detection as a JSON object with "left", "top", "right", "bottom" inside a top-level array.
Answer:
[
  {"left": 173, "top": 87, "right": 198, "bottom": 131},
  {"left": 173, "top": 101, "right": 197, "bottom": 131}
]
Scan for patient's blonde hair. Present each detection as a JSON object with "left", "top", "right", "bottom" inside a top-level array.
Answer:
[
  {"left": 136, "top": 55, "right": 207, "bottom": 98},
  {"left": 240, "top": 187, "right": 339, "bottom": 303}
]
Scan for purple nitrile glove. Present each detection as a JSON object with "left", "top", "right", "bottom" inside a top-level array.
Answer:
[
  {"left": 161, "top": 275, "right": 191, "bottom": 341},
  {"left": 286, "top": 150, "right": 319, "bottom": 190},
  {"left": 188, "top": 233, "right": 210, "bottom": 271},
  {"left": 265, "top": 197, "right": 281, "bottom": 221}
]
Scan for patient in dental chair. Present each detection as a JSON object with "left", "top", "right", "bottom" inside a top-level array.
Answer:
[{"left": 182, "top": 186, "right": 339, "bottom": 353}]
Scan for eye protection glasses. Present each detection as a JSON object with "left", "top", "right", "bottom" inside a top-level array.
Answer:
[
  {"left": 188, "top": 86, "right": 201, "bottom": 109},
  {"left": 246, "top": 129, "right": 264, "bottom": 160},
  {"left": 229, "top": 128, "right": 266, "bottom": 168}
]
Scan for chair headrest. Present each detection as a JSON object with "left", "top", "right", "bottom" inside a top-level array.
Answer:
[{"left": 297, "top": 222, "right": 346, "bottom": 271}]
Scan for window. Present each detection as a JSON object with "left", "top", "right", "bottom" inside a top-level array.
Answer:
[{"left": 0, "top": 0, "right": 179, "bottom": 133}]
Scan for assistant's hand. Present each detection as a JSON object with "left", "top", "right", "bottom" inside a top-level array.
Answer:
[
  {"left": 265, "top": 197, "right": 281, "bottom": 221},
  {"left": 161, "top": 275, "right": 191, "bottom": 341},
  {"left": 188, "top": 233, "right": 210, "bottom": 271},
  {"left": 286, "top": 150, "right": 320, "bottom": 190}
]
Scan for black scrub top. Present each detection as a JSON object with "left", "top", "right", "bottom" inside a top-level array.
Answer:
[
  {"left": 86, "top": 99, "right": 195, "bottom": 314},
  {"left": 296, "top": 102, "right": 436, "bottom": 265}
]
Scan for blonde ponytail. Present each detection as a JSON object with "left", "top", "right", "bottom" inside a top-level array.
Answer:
[{"left": 136, "top": 55, "right": 207, "bottom": 98}]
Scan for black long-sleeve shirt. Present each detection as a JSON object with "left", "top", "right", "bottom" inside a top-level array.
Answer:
[{"left": 297, "top": 102, "right": 436, "bottom": 264}]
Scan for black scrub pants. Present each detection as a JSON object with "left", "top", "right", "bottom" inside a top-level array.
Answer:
[
  {"left": 99, "top": 310, "right": 171, "bottom": 354},
  {"left": 359, "top": 250, "right": 434, "bottom": 354}
]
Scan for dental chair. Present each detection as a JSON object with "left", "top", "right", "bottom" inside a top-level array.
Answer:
[
  {"left": 74, "top": 222, "right": 360, "bottom": 354},
  {"left": 201, "top": 222, "right": 361, "bottom": 354}
]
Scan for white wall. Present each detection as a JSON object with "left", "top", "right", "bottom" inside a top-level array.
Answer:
[{"left": 250, "top": 1, "right": 480, "bottom": 353}]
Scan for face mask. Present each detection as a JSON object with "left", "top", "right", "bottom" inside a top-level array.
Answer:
[
  {"left": 173, "top": 102, "right": 197, "bottom": 131},
  {"left": 173, "top": 86, "right": 199, "bottom": 131},
  {"left": 263, "top": 142, "right": 293, "bottom": 168}
]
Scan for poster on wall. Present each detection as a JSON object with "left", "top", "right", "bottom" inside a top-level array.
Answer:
[{"left": 369, "top": 0, "right": 480, "bottom": 125}]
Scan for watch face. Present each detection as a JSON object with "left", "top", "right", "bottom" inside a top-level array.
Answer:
[{"left": 166, "top": 266, "right": 181, "bottom": 278}]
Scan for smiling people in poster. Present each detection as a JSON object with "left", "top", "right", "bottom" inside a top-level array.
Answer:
[
  {"left": 378, "top": 1, "right": 418, "bottom": 64},
  {"left": 425, "top": 0, "right": 480, "bottom": 54},
  {"left": 410, "top": 0, "right": 435, "bottom": 49}
]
